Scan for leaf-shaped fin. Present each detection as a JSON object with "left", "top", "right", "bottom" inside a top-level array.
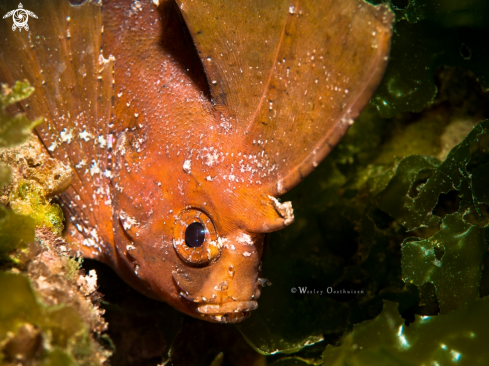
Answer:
[
  {"left": 177, "top": 0, "right": 393, "bottom": 195},
  {"left": 0, "top": 0, "right": 115, "bottom": 259}
]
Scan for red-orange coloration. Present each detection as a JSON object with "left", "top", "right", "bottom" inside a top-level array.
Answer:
[{"left": 0, "top": 0, "right": 393, "bottom": 322}]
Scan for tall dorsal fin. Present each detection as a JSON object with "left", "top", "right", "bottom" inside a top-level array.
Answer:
[{"left": 176, "top": 0, "right": 393, "bottom": 195}]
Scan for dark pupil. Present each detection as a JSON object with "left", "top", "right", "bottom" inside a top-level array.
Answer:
[{"left": 185, "top": 222, "right": 206, "bottom": 248}]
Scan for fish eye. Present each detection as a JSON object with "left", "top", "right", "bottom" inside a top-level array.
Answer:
[
  {"left": 173, "top": 209, "right": 221, "bottom": 266},
  {"left": 185, "top": 222, "right": 206, "bottom": 248}
]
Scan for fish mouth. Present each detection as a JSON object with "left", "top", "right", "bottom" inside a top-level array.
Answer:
[
  {"left": 194, "top": 301, "right": 258, "bottom": 323},
  {"left": 197, "top": 300, "right": 258, "bottom": 314}
]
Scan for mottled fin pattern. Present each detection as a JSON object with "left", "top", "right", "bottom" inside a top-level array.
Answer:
[
  {"left": 177, "top": 0, "right": 393, "bottom": 195},
  {"left": 0, "top": 0, "right": 115, "bottom": 260}
]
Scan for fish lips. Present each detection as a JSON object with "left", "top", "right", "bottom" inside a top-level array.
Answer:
[
  {"left": 196, "top": 300, "right": 258, "bottom": 323},
  {"left": 173, "top": 271, "right": 259, "bottom": 323},
  {"left": 196, "top": 300, "right": 258, "bottom": 315}
]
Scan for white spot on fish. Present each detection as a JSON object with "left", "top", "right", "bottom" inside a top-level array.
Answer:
[
  {"left": 60, "top": 128, "right": 73, "bottom": 143},
  {"left": 79, "top": 130, "right": 92, "bottom": 142},
  {"left": 183, "top": 159, "right": 191, "bottom": 173}
]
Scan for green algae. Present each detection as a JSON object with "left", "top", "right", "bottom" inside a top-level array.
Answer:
[
  {"left": 322, "top": 297, "right": 489, "bottom": 365},
  {"left": 0, "top": 205, "right": 35, "bottom": 262},
  {"left": 9, "top": 181, "right": 65, "bottom": 236},
  {"left": 63, "top": 257, "right": 83, "bottom": 283},
  {"left": 0, "top": 81, "right": 39, "bottom": 262},
  {"left": 368, "top": 0, "right": 489, "bottom": 118},
  {"left": 402, "top": 213, "right": 486, "bottom": 314},
  {"left": 0, "top": 81, "right": 42, "bottom": 148},
  {"left": 0, "top": 272, "right": 101, "bottom": 366},
  {"left": 0, "top": 80, "right": 110, "bottom": 365},
  {"left": 237, "top": 69, "right": 489, "bottom": 361},
  {"left": 376, "top": 121, "right": 489, "bottom": 313}
]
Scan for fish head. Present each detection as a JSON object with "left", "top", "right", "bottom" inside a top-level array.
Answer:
[{"left": 110, "top": 129, "right": 292, "bottom": 323}]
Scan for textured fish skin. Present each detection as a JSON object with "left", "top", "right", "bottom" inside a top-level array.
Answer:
[{"left": 0, "top": 0, "right": 392, "bottom": 322}]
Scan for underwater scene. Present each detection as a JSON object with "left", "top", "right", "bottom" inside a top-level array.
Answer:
[{"left": 0, "top": 0, "right": 488, "bottom": 365}]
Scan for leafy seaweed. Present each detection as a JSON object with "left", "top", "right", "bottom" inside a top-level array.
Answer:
[
  {"left": 402, "top": 213, "right": 486, "bottom": 314},
  {"left": 376, "top": 121, "right": 489, "bottom": 313},
  {"left": 368, "top": 0, "right": 489, "bottom": 117},
  {"left": 0, "top": 205, "right": 35, "bottom": 262},
  {"left": 323, "top": 297, "right": 489, "bottom": 365},
  {"left": 237, "top": 67, "right": 489, "bottom": 360},
  {"left": 0, "top": 81, "right": 40, "bottom": 261},
  {"left": 0, "top": 80, "right": 42, "bottom": 147}
]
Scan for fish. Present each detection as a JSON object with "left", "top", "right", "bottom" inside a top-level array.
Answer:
[{"left": 0, "top": 0, "right": 393, "bottom": 323}]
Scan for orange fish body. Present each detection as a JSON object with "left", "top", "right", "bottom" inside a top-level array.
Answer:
[{"left": 0, "top": 0, "right": 393, "bottom": 322}]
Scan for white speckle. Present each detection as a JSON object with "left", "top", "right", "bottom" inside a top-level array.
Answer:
[
  {"left": 212, "top": 80, "right": 217, "bottom": 84},
  {"left": 89, "top": 160, "right": 101, "bottom": 176},
  {"left": 183, "top": 159, "right": 191, "bottom": 173},
  {"left": 243, "top": 252, "right": 251, "bottom": 257},
  {"left": 60, "top": 128, "right": 73, "bottom": 143},
  {"left": 48, "top": 141, "right": 58, "bottom": 151},
  {"left": 206, "top": 175, "right": 213, "bottom": 181},
  {"left": 236, "top": 233, "right": 254, "bottom": 246},
  {"left": 79, "top": 130, "right": 92, "bottom": 142},
  {"left": 119, "top": 210, "right": 140, "bottom": 230},
  {"left": 152, "top": 0, "right": 159, "bottom": 6},
  {"left": 131, "top": 0, "right": 142, "bottom": 12},
  {"left": 289, "top": 6, "right": 295, "bottom": 14},
  {"left": 75, "top": 159, "right": 86, "bottom": 169},
  {"left": 277, "top": 180, "right": 283, "bottom": 193},
  {"left": 204, "top": 151, "right": 220, "bottom": 167},
  {"left": 98, "top": 135, "right": 107, "bottom": 148}
]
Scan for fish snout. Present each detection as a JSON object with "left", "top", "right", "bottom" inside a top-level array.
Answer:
[{"left": 172, "top": 233, "right": 267, "bottom": 322}]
